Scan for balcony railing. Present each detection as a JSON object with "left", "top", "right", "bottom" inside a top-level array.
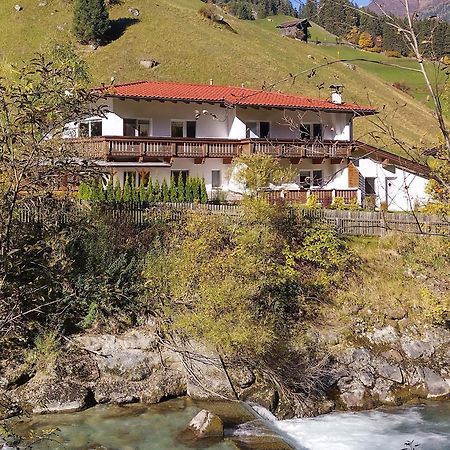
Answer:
[{"left": 65, "top": 136, "right": 353, "bottom": 160}]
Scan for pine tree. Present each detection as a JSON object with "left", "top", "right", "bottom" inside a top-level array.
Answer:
[
  {"left": 97, "top": 177, "right": 105, "bottom": 201},
  {"left": 153, "top": 179, "right": 161, "bottom": 202},
  {"left": 161, "top": 179, "right": 170, "bottom": 203},
  {"left": 130, "top": 180, "right": 138, "bottom": 203},
  {"left": 301, "top": 0, "right": 317, "bottom": 20},
  {"left": 185, "top": 176, "right": 193, "bottom": 203},
  {"left": 200, "top": 177, "right": 208, "bottom": 204},
  {"left": 192, "top": 177, "right": 200, "bottom": 202},
  {"left": 114, "top": 179, "right": 122, "bottom": 202},
  {"left": 177, "top": 172, "right": 185, "bottom": 203},
  {"left": 72, "top": 0, "right": 110, "bottom": 45},
  {"left": 169, "top": 174, "right": 177, "bottom": 203},
  {"left": 146, "top": 177, "right": 154, "bottom": 203},
  {"left": 78, "top": 181, "right": 88, "bottom": 200},
  {"left": 138, "top": 178, "right": 146, "bottom": 203},
  {"left": 106, "top": 176, "right": 114, "bottom": 202},
  {"left": 123, "top": 175, "right": 131, "bottom": 202}
]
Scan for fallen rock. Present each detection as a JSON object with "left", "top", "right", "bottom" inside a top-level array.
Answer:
[
  {"left": 14, "top": 5, "right": 23, "bottom": 12},
  {"left": 367, "top": 326, "right": 398, "bottom": 345},
  {"left": 400, "top": 337, "right": 434, "bottom": 359},
  {"left": 186, "top": 409, "right": 224, "bottom": 438},
  {"left": 423, "top": 368, "right": 450, "bottom": 398},
  {"left": 337, "top": 378, "right": 368, "bottom": 409},
  {"left": 373, "top": 378, "right": 395, "bottom": 404},
  {"left": 374, "top": 358, "right": 403, "bottom": 384},
  {"left": 15, "top": 378, "right": 94, "bottom": 414},
  {"left": 128, "top": 7, "right": 140, "bottom": 17},
  {"left": 139, "top": 59, "right": 160, "bottom": 69}
]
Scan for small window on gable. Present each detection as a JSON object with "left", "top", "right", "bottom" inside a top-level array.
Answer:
[{"left": 365, "top": 177, "right": 376, "bottom": 195}]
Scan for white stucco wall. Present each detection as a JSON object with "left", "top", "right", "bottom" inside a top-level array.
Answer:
[
  {"left": 357, "top": 159, "right": 429, "bottom": 211},
  {"left": 86, "top": 99, "right": 353, "bottom": 140}
]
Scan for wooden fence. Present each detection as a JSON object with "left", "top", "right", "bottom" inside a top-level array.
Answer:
[{"left": 15, "top": 202, "right": 450, "bottom": 237}]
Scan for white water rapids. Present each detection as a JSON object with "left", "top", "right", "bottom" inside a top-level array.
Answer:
[{"left": 250, "top": 402, "right": 450, "bottom": 450}]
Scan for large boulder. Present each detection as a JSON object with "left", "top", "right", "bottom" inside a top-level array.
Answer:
[
  {"left": 14, "top": 377, "right": 93, "bottom": 414},
  {"left": 423, "top": 368, "right": 450, "bottom": 398},
  {"left": 186, "top": 409, "right": 224, "bottom": 438}
]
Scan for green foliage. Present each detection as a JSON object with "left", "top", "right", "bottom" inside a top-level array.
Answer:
[
  {"left": 123, "top": 175, "right": 131, "bottom": 202},
  {"left": 78, "top": 181, "right": 90, "bottom": 200},
  {"left": 169, "top": 175, "right": 177, "bottom": 202},
  {"left": 72, "top": 0, "right": 110, "bottom": 45},
  {"left": 130, "top": 180, "right": 138, "bottom": 202},
  {"left": 153, "top": 179, "right": 162, "bottom": 202},
  {"left": 234, "top": 153, "right": 299, "bottom": 194},
  {"left": 144, "top": 198, "right": 353, "bottom": 358},
  {"left": 25, "top": 331, "right": 60, "bottom": 373},
  {"left": 306, "top": 194, "right": 321, "bottom": 209},
  {"left": 114, "top": 179, "right": 122, "bottom": 202},
  {"left": 97, "top": 178, "right": 105, "bottom": 201},
  {"left": 146, "top": 177, "right": 154, "bottom": 203},
  {"left": 106, "top": 177, "right": 114, "bottom": 202},
  {"left": 185, "top": 176, "right": 193, "bottom": 203},
  {"left": 330, "top": 196, "right": 346, "bottom": 210},
  {"left": 200, "top": 177, "right": 208, "bottom": 204},
  {"left": 191, "top": 177, "right": 200, "bottom": 202},
  {"left": 162, "top": 179, "right": 170, "bottom": 203},
  {"left": 138, "top": 179, "right": 146, "bottom": 203},
  {"left": 177, "top": 173, "right": 185, "bottom": 203}
]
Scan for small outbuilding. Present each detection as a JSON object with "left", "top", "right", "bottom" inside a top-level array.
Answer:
[{"left": 276, "top": 19, "right": 311, "bottom": 42}]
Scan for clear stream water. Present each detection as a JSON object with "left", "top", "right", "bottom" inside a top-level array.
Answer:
[{"left": 13, "top": 399, "right": 450, "bottom": 450}]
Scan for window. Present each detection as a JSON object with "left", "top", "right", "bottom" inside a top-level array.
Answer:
[
  {"left": 298, "top": 123, "right": 322, "bottom": 140},
  {"left": 260, "top": 122, "right": 270, "bottom": 138},
  {"left": 171, "top": 121, "right": 196, "bottom": 138},
  {"left": 299, "top": 169, "right": 323, "bottom": 188},
  {"left": 138, "top": 171, "right": 150, "bottom": 186},
  {"left": 171, "top": 170, "right": 189, "bottom": 185},
  {"left": 245, "top": 121, "right": 270, "bottom": 138},
  {"left": 123, "top": 119, "right": 151, "bottom": 137},
  {"left": 211, "top": 170, "right": 221, "bottom": 188},
  {"left": 364, "top": 177, "right": 376, "bottom": 195},
  {"left": 79, "top": 120, "right": 102, "bottom": 137}
]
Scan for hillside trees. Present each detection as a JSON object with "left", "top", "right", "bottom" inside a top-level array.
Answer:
[{"left": 72, "top": 0, "right": 110, "bottom": 44}]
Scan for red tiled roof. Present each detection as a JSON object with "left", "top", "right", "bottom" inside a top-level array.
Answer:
[{"left": 99, "top": 80, "right": 377, "bottom": 115}]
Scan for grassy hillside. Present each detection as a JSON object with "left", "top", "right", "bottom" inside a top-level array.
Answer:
[{"left": 0, "top": 0, "right": 444, "bottom": 151}]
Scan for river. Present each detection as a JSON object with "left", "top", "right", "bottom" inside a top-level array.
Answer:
[{"left": 11, "top": 399, "right": 450, "bottom": 449}]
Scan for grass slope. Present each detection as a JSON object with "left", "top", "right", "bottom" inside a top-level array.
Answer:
[{"left": 0, "top": 0, "right": 444, "bottom": 150}]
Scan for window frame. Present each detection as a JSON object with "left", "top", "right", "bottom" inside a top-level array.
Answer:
[
  {"left": 78, "top": 119, "right": 103, "bottom": 138},
  {"left": 298, "top": 123, "right": 323, "bottom": 140},
  {"left": 298, "top": 169, "right": 323, "bottom": 189},
  {"left": 123, "top": 118, "right": 152, "bottom": 137},
  {"left": 170, "top": 120, "right": 197, "bottom": 138},
  {"left": 245, "top": 121, "right": 271, "bottom": 139}
]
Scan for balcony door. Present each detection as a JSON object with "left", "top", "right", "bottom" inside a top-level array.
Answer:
[
  {"left": 123, "top": 119, "right": 151, "bottom": 137},
  {"left": 171, "top": 121, "right": 196, "bottom": 138}
]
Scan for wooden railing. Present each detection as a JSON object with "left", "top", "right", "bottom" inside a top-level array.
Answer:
[
  {"left": 65, "top": 136, "right": 353, "bottom": 160},
  {"left": 266, "top": 189, "right": 359, "bottom": 207}
]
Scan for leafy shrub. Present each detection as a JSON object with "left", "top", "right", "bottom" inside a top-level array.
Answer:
[
  {"left": 366, "top": 46, "right": 382, "bottom": 53},
  {"left": 392, "top": 81, "right": 410, "bottom": 94},
  {"left": 358, "top": 32, "right": 374, "bottom": 49},
  {"left": 385, "top": 50, "right": 401, "bottom": 58},
  {"left": 306, "top": 194, "right": 321, "bottom": 209}
]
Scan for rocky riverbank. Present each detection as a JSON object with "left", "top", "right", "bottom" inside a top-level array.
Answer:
[{"left": 1, "top": 323, "right": 449, "bottom": 421}]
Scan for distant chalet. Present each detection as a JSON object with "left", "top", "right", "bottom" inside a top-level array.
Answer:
[{"left": 277, "top": 19, "right": 311, "bottom": 42}]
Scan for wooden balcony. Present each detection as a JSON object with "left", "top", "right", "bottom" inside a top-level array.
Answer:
[{"left": 65, "top": 136, "right": 353, "bottom": 161}]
